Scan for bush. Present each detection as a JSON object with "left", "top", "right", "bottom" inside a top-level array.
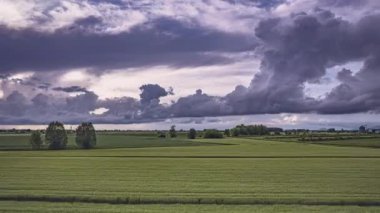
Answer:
[
  {"left": 75, "top": 122, "right": 97, "bottom": 149},
  {"left": 45, "top": 121, "right": 68, "bottom": 150},
  {"left": 188, "top": 128, "right": 196, "bottom": 139},
  {"left": 203, "top": 129, "right": 223, "bottom": 139},
  {"left": 30, "top": 131, "right": 43, "bottom": 150},
  {"left": 157, "top": 131, "right": 166, "bottom": 138}
]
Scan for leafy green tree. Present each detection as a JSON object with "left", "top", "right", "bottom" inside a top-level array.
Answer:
[
  {"left": 169, "top": 125, "right": 177, "bottom": 138},
  {"left": 45, "top": 121, "right": 68, "bottom": 150},
  {"left": 75, "top": 122, "right": 97, "bottom": 149},
  {"left": 231, "top": 128, "right": 240, "bottom": 137},
  {"left": 224, "top": 129, "right": 230, "bottom": 137},
  {"left": 157, "top": 131, "right": 166, "bottom": 138},
  {"left": 203, "top": 129, "right": 223, "bottom": 138},
  {"left": 188, "top": 128, "right": 196, "bottom": 139},
  {"left": 231, "top": 124, "right": 269, "bottom": 136},
  {"left": 29, "top": 131, "right": 43, "bottom": 150}
]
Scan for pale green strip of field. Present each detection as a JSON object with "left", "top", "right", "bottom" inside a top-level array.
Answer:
[
  {"left": 1, "top": 201, "right": 380, "bottom": 213},
  {"left": 1, "top": 137, "right": 380, "bottom": 158}
]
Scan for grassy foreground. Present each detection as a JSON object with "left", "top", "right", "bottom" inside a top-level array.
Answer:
[
  {"left": 1, "top": 201, "right": 380, "bottom": 213},
  {"left": 0, "top": 134, "right": 380, "bottom": 212}
]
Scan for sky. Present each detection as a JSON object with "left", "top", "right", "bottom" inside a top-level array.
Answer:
[{"left": 0, "top": 0, "right": 380, "bottom": 129}]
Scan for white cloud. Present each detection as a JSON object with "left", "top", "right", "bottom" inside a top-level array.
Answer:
[
  {"left": 90, "top": 107, "right": 109, "bottom": 115},
  {"left": 8, "top": 72, "right": 34, "bottom": 81},
  {"left": 0, "top": 0, "right": 36, "bottom": 28},
  {"left": 0, "top": 0, "right": 264, "bottom": 34},
  {"left": 60, "top": 69, "right": 89, "bottom": 83}
]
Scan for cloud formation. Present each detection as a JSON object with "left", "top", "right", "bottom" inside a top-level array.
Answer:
[{"left": 0, "top": 0, "right": 379, "bottom": 124}]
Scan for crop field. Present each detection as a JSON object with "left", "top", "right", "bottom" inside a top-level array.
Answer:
[
  {"left": 265, "top": 134, "right": 380, "bottom": 148},
  {"left": 0, "top": 133, "right": 218, "bottom": 150},
  {"left": 1, "top": 133, "right": 380, "bottom": 212}
]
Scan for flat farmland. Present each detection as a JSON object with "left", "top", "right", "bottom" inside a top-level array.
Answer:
[{"left": 1, "top": 134, "right": 380, "bottom": 212}]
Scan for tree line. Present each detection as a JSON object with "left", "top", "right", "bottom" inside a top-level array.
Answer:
[
  {"left": 30, "top": 122, "right": 97, "bottom": 150},
  {"left": 158, "top": 124, "right": 272, "bottom": 139}
]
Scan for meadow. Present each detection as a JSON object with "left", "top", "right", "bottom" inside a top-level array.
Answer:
[{"left": 0, "top": 132, "right": 380, "bottom": 212}]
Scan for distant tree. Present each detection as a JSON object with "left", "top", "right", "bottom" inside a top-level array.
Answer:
[
  {"left": 75, "top": 122, "right": 97, "bottom": 149},
  {"left": 29, "top": 131, "right": 43, "bottom": 150},
  {"left": 231, "top": 128, "right": 240, "bottom": 137},
  {"left": 359, "top": 125, "right": 366, "bottom": 133},
  {"left": 231, "top": 124, "right": 269, "bottom": 136},
  {"left": 327, "top": 128, "right": 336, "bottom": 132},
  {"left": 203, "top": 129, "right": 223, "bottom": 139},
  {"left": 224, "top": 129, "right": 230, "bottom": 137},
  {"left": 45, "top": 121, "right": 68, "bottom": 150},
  {"left": 188, "top": 128, "right": 196, "bottom": 139},
  {"left": 157, "top": 131, "right": 166, "bottom": 138},
  {"left": 169, "top": 125, "right": 177, "bottom": 138}
]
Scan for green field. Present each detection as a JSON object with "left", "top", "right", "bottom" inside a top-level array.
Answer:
[
  {"left": 0, "top": 134, "right": 220, "bottom": 150},
  {"left": 1, "top": 133, "right": 380, "bottom": 212},
  {"left": 265, "top": 135, "right": 380, "bottom": 148}
]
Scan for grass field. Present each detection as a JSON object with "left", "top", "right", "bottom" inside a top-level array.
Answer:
[
  {"left": 1, "top": 201, "right": 380, "bottom": 213},
  {"left": 0, "top": 134, "right": 220, "bottom": 150},
  {"left": 265, "top": 135, "right": 380, "bottom": 148},
  {"left": 0, "top": 133, "right": 380, "bottom": 212}
]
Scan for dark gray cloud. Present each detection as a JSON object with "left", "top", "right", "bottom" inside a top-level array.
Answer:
[
  {"left": 319, "top": 0, "right": 369, "bottom": 7},
  {"left": 66, "top": 92, "right": 99, "bottom": 113},
  {"left": 0, "top": 18, "right": 254, "bottom": 73},
  {"left": 0, "top": 2, "right": 380, "bottom": 124},
  {"left": 53, "top": 86, "right": 89, "bottom": 93},
  {"left": 98, "top": 97, "right": 139, "bottom": 119},
  {"left": 171, "top": 89, "right": 232, "bottom": 117},
  {"left": 220, "top": 9, "right": 380, "bottom": 115},
  {"left": 139, "top": 84, "right": 173, "bottom": 105},
  {"left": 0, "top": 91, "right": 28, "bottom": 116}
]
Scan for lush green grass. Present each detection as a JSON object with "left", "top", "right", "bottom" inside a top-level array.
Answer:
[
  {"left": 1, "top": 201, "right": 380, "bottom": 213},
  {"left": 0, "top": 134, "right": 31, "bottom": 150},
  {"left": 1, "top": 156, "right": 379, "bottom": 204},
  {"left": 305, "top": 138, "right": 380, "bottom": 148},
  {"left": 0, "top": 134, "right": 221, "bottom": 150},
  {"left": 265, "top": 135, "right": 380, "bottom": 148},
  {"left": 1, "top": 135, "right": 380, "bottom": 211}
]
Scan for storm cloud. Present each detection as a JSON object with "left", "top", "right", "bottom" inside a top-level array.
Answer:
[
  {"left": 0, "top": 17, "right": 254, "bottom": 73},
  {"left": 223, "top": 9, "right": 380, "bottom": 115},
  {"left": 0, "top": 0, "right": 379, "bottom": 125}
]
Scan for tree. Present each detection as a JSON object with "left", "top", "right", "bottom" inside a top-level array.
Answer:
[
  {"left": 30, "top": 131, "right": 43, "bottom": 150},
  {"left": 75, "top": 122, "right": 97, "bottom": 149},
  {"left": 203, "top": 129, "right": 223, "bottom": 138},
  {"left": 231, "top": 124, "right": 269, "bottom": 136},
  {"left": 224, "top": 129, "right": 230, "bottom": 137},
  {"left": 169, "top": 125, "right": 177, "bottom": 138},
  {"left": 45, "top": 121, "right": 68, "bottom": 150},
  {"left": 359, "top": 125, "right": 366, "bottom": 133},
  {"left": 157, "top": 131, "right": 166, "bottom": 138},
  {"left": 231, "top": 128, "right": 240, "bottom": 137},
  {"left": 188, "top": 128, "right": 196, "bottom": 139}
]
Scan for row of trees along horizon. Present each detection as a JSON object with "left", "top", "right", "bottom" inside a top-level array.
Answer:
[
  {"left": 159, "top": 124, "right": 272, "bottom": 139},
  {"left": 29, "top": 122, "right": 276, "bottom": 150}
]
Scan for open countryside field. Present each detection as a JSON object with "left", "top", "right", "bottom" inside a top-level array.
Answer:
[
  {"left": 265, "top": 134, "right": 380, "bottom": 148},
  {"left": 1, "top": 133, "right": 380, "bottom": 212}
]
